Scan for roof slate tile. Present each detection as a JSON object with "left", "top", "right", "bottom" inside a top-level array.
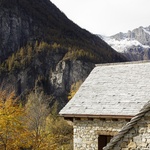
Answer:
[{"left": 60, "top": 61, "right": 150, "bottom": 117}]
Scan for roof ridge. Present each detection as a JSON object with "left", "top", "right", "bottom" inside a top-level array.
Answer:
[
  {"left": 96, "top": 60, "right": 150, "bottom": 67},
  {"left": 103, "top": 101, "right": 150, "bottom": 150}
]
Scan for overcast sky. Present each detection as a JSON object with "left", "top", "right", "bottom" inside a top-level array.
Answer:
[{"left": 50, "top": 0, "right": 150, "bottom": 36}]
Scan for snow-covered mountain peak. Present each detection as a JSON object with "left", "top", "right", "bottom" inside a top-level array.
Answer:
[
  {"left": 143, "top": 27, "right": 150, "bottom": 35},
  {"left": 101, "top": 26, "right": 150, "bottom": 53},
  {"left": 100, "top": 25, "right": 150, "bottom": 61},
  {"left": 102, "top": 36, "right": 150, "bottom": 53}
]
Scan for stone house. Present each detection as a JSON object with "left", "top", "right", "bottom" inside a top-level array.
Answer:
[{"left": 59, "top": 61, "right": 150, "bottom": 150}]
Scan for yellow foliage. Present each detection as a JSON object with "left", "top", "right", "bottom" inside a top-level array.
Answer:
[
  {"left": 63, "top": 48, "right": 98, "bottom": 62},
  {"left": 0, "top": 91, "right": 31, "bottom": 150},
  {"left": 52, "top": 42, "right": 60, "bottom": 49},
  {"left": 36, "top": 41, "right": 50, "bottom": 53},
  {"left": 46, "top": 115, "right": 73, "bottom": 150},
  {"left": 68, "top": 80, "right": 83, "bottom": 100},
  {"left": 0, "top": 90, "right": 73, "bottom": 150},
  {"left": 7, "top": 53, "right": 15, "bottom": 71}
]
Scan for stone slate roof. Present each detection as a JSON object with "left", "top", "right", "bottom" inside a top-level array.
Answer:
[{"left": 60, "top": 61, "right": 150, "bottom": 117}]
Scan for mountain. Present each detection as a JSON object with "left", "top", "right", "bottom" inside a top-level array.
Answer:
[
  {"left": 101, "top": 26, "right": 150, "bottom": 61},
  {"left": 0, "top": 0, "right": 126, "bottom": 109}
]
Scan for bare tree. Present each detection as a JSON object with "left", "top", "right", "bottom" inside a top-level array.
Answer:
[{"left": 25, "top": 89, "right": 52, "bottom": 150}]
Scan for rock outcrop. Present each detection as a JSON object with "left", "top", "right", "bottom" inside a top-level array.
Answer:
[
  {"left": 1, "top": 57, "right": 94, "bottom": 108},
  {"left": 0, "top": 1, "right": 36, "bottom": 62}
]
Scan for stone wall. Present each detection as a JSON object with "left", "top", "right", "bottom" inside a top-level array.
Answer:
[
  {"left": 112, "top": 111, "right": 150, "bottom": 150},
  {"left": 73, "top": 118, "right": 128, "bottom": 150}
]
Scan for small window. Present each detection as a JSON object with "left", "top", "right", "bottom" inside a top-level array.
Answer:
[{"left": 98, "top": 135, "right": 112, "bottom": 150}]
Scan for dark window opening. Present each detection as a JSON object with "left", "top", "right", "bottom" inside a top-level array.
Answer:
[{"left": 98, "top": 135, "right": 112, "bottom": 150}]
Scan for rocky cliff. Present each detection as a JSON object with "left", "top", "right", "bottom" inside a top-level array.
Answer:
[
  {"left": 0, "top": 0, "right": 126, "bottom": 109},
  {"left": 0, "top": 0, "right": 68, "bottom": 62},
  {"left": 1, "top": 58, "right": 94, "bottom": 108}
]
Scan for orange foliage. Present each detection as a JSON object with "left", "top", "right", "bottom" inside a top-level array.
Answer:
[{"left": 0, "top": 91, "right": 31, "bottom": 150}]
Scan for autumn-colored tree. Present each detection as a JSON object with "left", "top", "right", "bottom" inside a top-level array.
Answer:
[
  {"left": 25, "top": 89, "right": 73, "bottom": 150},
  {"left": 0, "top": 91, "right": 31, "bottom": 150},
  {"left": 27, "top": 44, "right": 33, "bottom": 63},
  {"left": 68, "top": 80, "right": 83, "bottom": 100},
  {"left": 36, "top": 42, "right": 50, "bottom": 53},
  {"left": 52, "top": 42, "right": 60, "bottom": 49},
  {"left": 46, "top": 115, "right": 73, "bottom": 150},
  {"left": 20, "top": 47, "right": 25, "bottom": 59},
  {"left": 7, "top": 54, "right": 15, "bottom": 71},
  {"left": 25, "top": 90, "right": 52, "bottom": 150},
  {"left": 0, "top": 88, "right": 73, "bottom": 150}
]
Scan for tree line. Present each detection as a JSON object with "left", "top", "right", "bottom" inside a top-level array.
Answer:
[{"left": 0, "top": 41, "right": 102, "bottom": 76}]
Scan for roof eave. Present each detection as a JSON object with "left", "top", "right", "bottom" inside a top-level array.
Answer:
[{"left": 60, "top": 114, "right": 134, "bottom": 119}]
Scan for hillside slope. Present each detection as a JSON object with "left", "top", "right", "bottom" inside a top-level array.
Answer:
[{"left": 0, "top": 0, "right": 126, "bottom": 108}]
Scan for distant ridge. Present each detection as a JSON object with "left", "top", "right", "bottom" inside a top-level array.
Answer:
[{"left": 100, "top": 26, "right": 150, "bottom": 61}]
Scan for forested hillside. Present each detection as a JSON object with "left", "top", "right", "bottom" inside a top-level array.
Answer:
[{"left": 0, "top": 0, "right": 126, "bottom": 111}]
